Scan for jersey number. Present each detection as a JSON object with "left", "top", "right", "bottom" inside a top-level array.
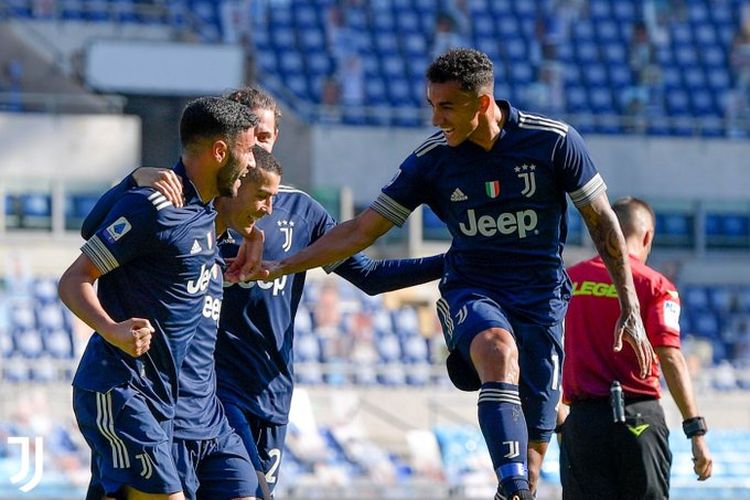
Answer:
[{"left": 265, "top": 448, "right": 282, "bottom": 484}]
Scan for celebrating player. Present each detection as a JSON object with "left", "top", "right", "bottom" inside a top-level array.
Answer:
[
  {"left": 253, "top": 49, "right": 655, "bottom": 499},
  {"left": 82, "top": 86, "right": 444, "bottom": 498},
  {"left": 60, "top": 97, "right": 257, "bottom": 500}
]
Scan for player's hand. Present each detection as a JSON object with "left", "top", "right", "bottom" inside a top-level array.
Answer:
[
  {"left": 262, "top": 260, "right": 284, "bottom": 281},
  {"left": 133, "top": 167, "right": 184, "bottom": 207},
  {"left": 103, "top": 318, "right": 154, "bottom": 358},
  {"left": 691, "top": 436, "right": 712, "bottom": 481},
  {"left": 224, "top": 229, "right": 268, "bottom": 283},
  {"left": 614, "top": 308, "right": 654, "bottom": 379}
]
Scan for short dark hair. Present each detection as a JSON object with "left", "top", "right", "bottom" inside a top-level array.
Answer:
[
  {"left": 247, "top": 144, "right": 282, "bottom": 182},
  {"left": 225, "top": 87, "right": 282, "bottom": 129},
  {"left": 179, "top": 96, "right": 259, "bottom": 149},
  {"left": 612, "top": 197, "right": 655, "bottom": 238},
  {"left": 426, "top": 48, "right": 494, "bottom": 93}
]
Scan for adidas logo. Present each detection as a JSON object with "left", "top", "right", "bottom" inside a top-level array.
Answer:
[
  {"left": 190, "top": 240, "right": 202, "bottom": 254},
  {"left": 450, "top": 188, "right": 468, "bottom": 202}
]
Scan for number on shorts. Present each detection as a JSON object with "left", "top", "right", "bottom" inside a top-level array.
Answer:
[
  {"left": 551, "top": 352, "right": 560, "bottom": 391},
  {"left": 265, "top": 448, "right": 282, "bottom": 484}
]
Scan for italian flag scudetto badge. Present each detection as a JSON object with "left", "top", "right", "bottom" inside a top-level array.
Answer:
[{"left": 485, "top": 180, "right": 501, "bottom": 198}]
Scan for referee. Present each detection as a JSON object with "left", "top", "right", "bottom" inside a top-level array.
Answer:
[{"left": 558, "top": 197, "right": 712, "bottom": 499}]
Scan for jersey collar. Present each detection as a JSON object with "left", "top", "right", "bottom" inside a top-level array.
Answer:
[{"left": 498, "top": 99, "right": 519, "bottom": 132}]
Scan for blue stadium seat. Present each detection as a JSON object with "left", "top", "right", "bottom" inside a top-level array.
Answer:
[
  {"left": 612, "top": 1, "right": 636, "bottom": 22},
  {"left": 683, "top": 286, "right": 710, "bottom": 311},
  {"left": 575, "top": 40, "right": 599, "bottom": 64},
  {"left": 690, "top": 311, "right": 721, "bottom": 338},
  {"left": 377, "top": 333, "right": 402, "bottom": 363}
]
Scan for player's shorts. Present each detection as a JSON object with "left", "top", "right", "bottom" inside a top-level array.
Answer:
[
  {"left": 172, "top": 418, "right": 257, "bottom": 500},
  {"left": 436, "top": 286, "right": 564, "bottom": 442},
  {"left": 73, "top": 385, "right": 182, "bottom": 496},
  {"left": 224, "top": 402, "right": 288, "bottom": 496}
]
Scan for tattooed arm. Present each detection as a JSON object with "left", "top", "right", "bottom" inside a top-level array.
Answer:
[{"left": 577, "top": 193, "right": 655, "bottom": 378}]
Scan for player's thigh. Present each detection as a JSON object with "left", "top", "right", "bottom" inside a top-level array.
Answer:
[
  {"left": 253, "top": 422, "right": 288, "bottom": 490},
  {"left": 73, "top": 386, "right": 182, "bottom": 497},
  {"left": 171, "top": 439, "right": 200, "bottom": 500},
  {"left": 123, "top": 487, "right": 185, "bottom": 500},
  {"left": 514, "top": 320, "right": 563, "bottom": 442},
  {"left": 223, "top": 403, "right": 263, "bottom": 471},
  {"left": 617, "top": 401, "right": 671, "bottom": 500},
  {"left": 195, "top": 424, "right": 258, "bottom": 500},
  {"left": 436, "top": 287, "right": 513, "bottom": 359}
]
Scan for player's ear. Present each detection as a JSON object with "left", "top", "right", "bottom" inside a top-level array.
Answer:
[
  {"left": 212, "top": 139, "right": 228, "bottom": 163},
  {"left": 477, "top": 94, "right": 492, "bottom": 113}
]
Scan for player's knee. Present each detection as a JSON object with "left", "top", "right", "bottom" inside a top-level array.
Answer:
[{"left": 470, "top": 328, "right": 518, "bottom": 381}]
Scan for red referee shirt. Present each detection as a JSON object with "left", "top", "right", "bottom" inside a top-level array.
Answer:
[{"left": 562, "top": 255, "right": 681, "bottom": 403}]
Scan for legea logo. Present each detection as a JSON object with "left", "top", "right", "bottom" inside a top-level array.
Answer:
[
  {"left": 458, "top": 209, "right": 538, "bottom": 238},
  {"left": 7, "top": 436, "right": 43, "bottom": 492}
]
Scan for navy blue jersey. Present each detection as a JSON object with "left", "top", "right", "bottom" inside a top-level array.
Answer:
[
  {"left": 372, "top": 102, "right": 606, "bottom": 325},
  {"left": 73, "top": 162, "right": 217, "bottom": 420},
  {"left": 215, "top": 186, "right": 444, "bottom": 424},
  {"left": 172, "top": 257, "right": 226, "bottom": 440}
]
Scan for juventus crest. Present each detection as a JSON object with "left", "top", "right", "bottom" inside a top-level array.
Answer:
[
  {"left": 277, "top": 220, "right": 294, "bottom": 252},
  {"left": 515, "top": 164, "right": 537, "bottom": 198}
]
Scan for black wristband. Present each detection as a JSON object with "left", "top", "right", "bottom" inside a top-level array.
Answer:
[{"left": 682, "top": 416, "right": 707, "bottom": 438}]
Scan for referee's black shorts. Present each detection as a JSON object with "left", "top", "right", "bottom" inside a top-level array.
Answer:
[{"left": 560, "top": 397, "right": 672, "bottom": 500}]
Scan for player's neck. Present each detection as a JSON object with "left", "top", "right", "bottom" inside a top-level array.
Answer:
[
  {"left": 182, "top": 156, "right": 218, "bottom": 203},
  {"left": 214, "top": 200, "right": 228, "bottom": 235},
  {"left": 468, "top": 101, "right": 505, "bottom": 151}
]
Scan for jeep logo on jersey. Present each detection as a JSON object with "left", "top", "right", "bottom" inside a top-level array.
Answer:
[
  {"left": 225, "top": 275, "right": 289, "bottom": 296},
  {"left": 515, "top": 164, "right": 537, "bottom": 198},
  {"left": 278, "top": 220, "right": 294, "bottom": 252},
  {"left": 186, "top": 263, "right": 212, "bottom": 295},
  {"left": 458, "top": 209, "right": 538, "bottom": 238}
]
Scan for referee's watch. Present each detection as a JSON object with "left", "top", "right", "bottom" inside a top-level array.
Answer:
[{"left": 682, "top": 416, "right": 708, "bottom": 438}]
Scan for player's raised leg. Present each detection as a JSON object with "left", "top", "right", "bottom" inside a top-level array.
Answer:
[{"left": 437, "top": 289, "right": 531, "bottom": 500}]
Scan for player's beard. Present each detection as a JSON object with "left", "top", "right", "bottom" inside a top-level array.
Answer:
[{"left": 217, "top": 150, "right": 245, "bottom": 198}]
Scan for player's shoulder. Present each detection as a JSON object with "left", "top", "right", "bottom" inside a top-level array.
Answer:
[
  {"left": 514, "top": 109, "right": 571, "bottom": 139},
  {"left": 412, "top": 130, "right": 449, "bottom": 158},
  {"left": 275, "top": 184, "right": 330, "bottom": 217}
]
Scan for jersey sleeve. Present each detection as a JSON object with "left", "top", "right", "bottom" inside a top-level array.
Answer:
[
  {"left": 333, "top": 253, "right": 444, "bottom": 295},
  {"left": 370, "top": 153, "right": 428, "bottom": 227},
  {"left": 80, "top": 172, "right": 137, "bottom": 240},
  {"left": 81, "top": 191, "right": 161, "bottom": 275},
  {"left": 553, "top": 126, "right": 607, "bottom": 208},
  {"left": 644, "top": 278, "right": 682, "bottom": 349}
]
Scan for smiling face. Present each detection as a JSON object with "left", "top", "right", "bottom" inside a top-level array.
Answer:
[
  {"left": 253, "top": 107, "right": 278, "bottom": 153},
  {"left": 216, "top": 128, "right": 257, "bottom": 198},
  {"left": 224, "top": 168, "right": 281, "bottom": 237},
  {"left": 427, "top": 80, "right": 482, "bottom": 147}
]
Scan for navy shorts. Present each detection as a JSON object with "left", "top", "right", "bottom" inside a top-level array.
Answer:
[
  {"left": 73, "top": 385, "right": 182, "bottom": 496},
  {"left": 436, "top": 286, "right": 564, "bottom": 442},
  {"left": 172, "top": 418, "right": 257, "bottom": 500},
  {"left": 224, "top": 402, "right": 288, "bottom": 495}
]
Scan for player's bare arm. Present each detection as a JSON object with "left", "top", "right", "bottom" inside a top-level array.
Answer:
[
  {"left": 58, "top": 254, "right": 154, "bottom": 357},
  {"left": 261, "top": 208, "right": 394, "bottom": 281},
  {"left": 224, "top": 225, "right": 266, "bottom": 282},
  {"left": 656, "top": 346, "right": 713, "bottom": 480},
  {"left": 578, "top": 193, "right": 655, "bottom": 377}
]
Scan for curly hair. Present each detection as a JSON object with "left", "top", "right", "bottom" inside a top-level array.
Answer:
[
  {"left": 225, "top": 86, "right": 282, "bottom": 129},
  {"left": 426, "top": 48, "right": 494, "bottom": 93},
  {"left": 180, "top": 96, "right": 259, "bottom": 149}
]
